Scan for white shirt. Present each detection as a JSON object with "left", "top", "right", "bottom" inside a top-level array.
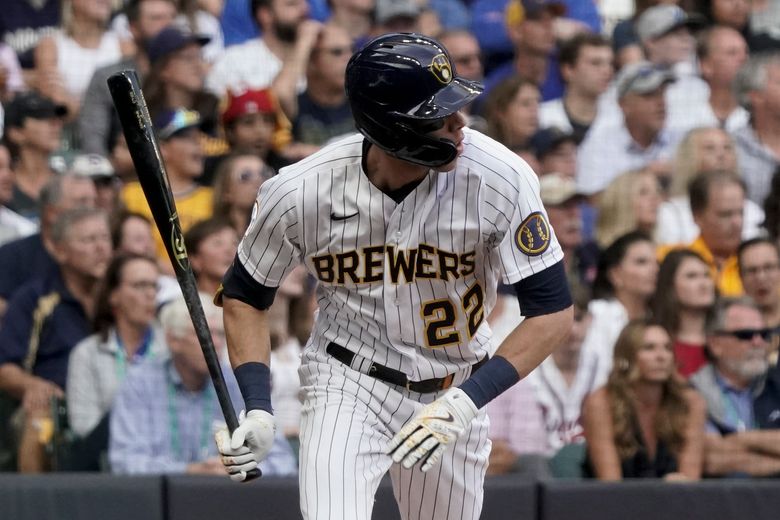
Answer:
[
  {"left": 579, "top": 298, "right": 627, "bottom": 389},
  {"left": 206, "top": 38, "right": 281, "bottom": 97},
  {"left": 0, "top": 206, "right": 37, "bottom": 247},
  {"left": 655, "top": 196, "right": 766, "bottom": 245},
  {"left": 270, "top": 338, "right": 302, "bottom": 436},
  {"left": 54, "top": 30, "right": 121, "bottom": 100}
]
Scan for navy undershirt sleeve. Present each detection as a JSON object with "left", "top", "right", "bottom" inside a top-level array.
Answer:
[
  {"left": 219, "top": 255, "right": 278, "bottom": 311},
  {"left": 513, "top": 260, "right": 572, "bottom": 317}
]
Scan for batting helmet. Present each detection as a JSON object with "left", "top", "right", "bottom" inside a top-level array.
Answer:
[{"left": 345, "top": 33, "right": 483, "bottom": 168}]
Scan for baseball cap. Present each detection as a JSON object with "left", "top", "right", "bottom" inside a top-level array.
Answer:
[
  {"left": 530, "top": 127, "right": 577, "bottom": 158},
  {"left": 615, "top": 61, "right": 675, "bottom": 98},
  {"left": 145, "top": 25, "right": 210, "bottom": 65},
  {"left": 539, "top": 173, "right": 583, "bottom": 206},
  {"left": 154, "top": 108, "right": 203, "bottom": 140},
  {"left": 374, "top": 0, "right": 421, "bottom": 25},
  {"left": 221, "top": 88, "right": 276, "bottom": 126},
  {"left": 635, "top": 5, "right": 705, "bottom": 42},
  {"left": 506, "top": 0, "right": 566, "bottom": 26},
  {"left": 69, "top": 153, "right": 116, "bottom": 180},
  {"left": 4, "top": 91, "right": 68, "bottom": 129}
]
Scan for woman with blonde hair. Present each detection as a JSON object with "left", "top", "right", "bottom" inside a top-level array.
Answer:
[
  {"left": 35, "top": 0, "right": 124, "bottom": 121},
  {"left": 583, "top": 319, "right": 706, "bottom": 480},
  {"left": 595, "top": 169, "right": 661, "bottom": 250},
  {"left": 656, "top": 127, "right": 764, "bottom": 244}
]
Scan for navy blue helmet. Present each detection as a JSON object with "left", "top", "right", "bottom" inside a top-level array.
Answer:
[{"left": 345, "top": 33, "right": 483, "bottom": 168}]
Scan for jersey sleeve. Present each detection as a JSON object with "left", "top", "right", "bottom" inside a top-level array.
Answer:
[
  {"left": 490, "top": 161, "right": 564, "bottom": 285},
  {"left": 235, "top": 176, "right": 302, "bottom": 288}
]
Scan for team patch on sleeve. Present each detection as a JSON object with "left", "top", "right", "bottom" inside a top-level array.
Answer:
[{"left": 514, "top": 212, "right": 551, "bottom": 256}]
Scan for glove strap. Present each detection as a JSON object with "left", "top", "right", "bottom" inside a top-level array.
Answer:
[
  {"left": 458, "top": 356, "right": 519, "bottom": 409},
  {"left": 234, "top": 362, "right": 273, "bottom": 414}
]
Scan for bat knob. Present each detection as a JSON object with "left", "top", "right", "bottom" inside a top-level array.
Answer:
[{"left": 243, "top": 468, "right": 262, "bottom": 482}]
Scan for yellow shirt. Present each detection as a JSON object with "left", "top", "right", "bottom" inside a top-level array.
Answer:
[
  {"left": 121, "top": 182, "right": 214, "bottom": 263},
  {"left": 657, "top": 236, "right": 743, "bottom": 297}
]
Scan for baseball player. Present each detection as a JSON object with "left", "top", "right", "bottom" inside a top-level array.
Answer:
[{"left": 214, "top": 33, "right": 573, "bottom": 520}]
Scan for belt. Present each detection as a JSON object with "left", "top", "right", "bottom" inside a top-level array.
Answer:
[{"left": 326, "top": 342, "right": 488, "bottom": 394}]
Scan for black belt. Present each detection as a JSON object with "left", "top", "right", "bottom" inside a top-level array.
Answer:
[{"left": 326, "top": 342, "right": 488, "bottom": 394}]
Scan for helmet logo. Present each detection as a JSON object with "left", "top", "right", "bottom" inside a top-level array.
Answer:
[{"left": 430, "top": 54, "right": 453, "bottom": 85}]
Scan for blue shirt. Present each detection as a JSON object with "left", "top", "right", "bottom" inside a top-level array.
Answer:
[
  {"left": 708, "top": 371, "right": 755, "bottom": 434},
  {"left": 0, "top": 233, "right": 58, "bottom": 300},
  {"left": 0, "top": 270, "right": 90, "bottom": 389},
  {"left": 109, "top": 358, "right": 298, "bottom": 476}
]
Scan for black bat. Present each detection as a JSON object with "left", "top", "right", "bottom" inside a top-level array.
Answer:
[{"left": 107, "top": 70, "right": 260, "bottom": 481}]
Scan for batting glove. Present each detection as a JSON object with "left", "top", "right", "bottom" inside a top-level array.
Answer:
[
  {"left": 387, "top": 388, "right": 478, "bottom": 472},
  {"left": 214, "top": 409, "right": 275, "bottom": 482}
]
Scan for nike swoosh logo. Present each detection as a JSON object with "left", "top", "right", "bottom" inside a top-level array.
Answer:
[
  {"left": 440, "top": 412, "right": 455, "bottom": 423},
  {"left": 330, "top": 212, "right": 358, "bottom": 221}
]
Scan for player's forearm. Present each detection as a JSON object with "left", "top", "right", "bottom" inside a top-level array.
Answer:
[
  {"left": 222, "top": 296, "right": 272, "bottom": 367},
  {"left": 496, "top": 306, "right": 574, "bottom": 379}
]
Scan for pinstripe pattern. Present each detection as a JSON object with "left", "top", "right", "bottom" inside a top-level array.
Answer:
[{"left": 236, "top": 128, "right": 563, "bottom": 519}]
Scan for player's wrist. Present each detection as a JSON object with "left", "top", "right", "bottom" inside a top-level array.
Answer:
[
  {"left": 458, "top": 356, "right": 520, "bottom": 409},
  {"left": 234, "top": 362, "right": 273, "bottom": 414}
]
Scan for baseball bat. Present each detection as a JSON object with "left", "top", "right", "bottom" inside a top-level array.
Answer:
[{"left": 107, "top": 70, "right": 260, "bottom": 481}]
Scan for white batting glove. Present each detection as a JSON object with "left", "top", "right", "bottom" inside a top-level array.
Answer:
[
  {"left": 214, "top": 409, "right": 275, "bottom": 482},
  {"left": 387, "top": 388, "right": 478, "bottom": 472}
]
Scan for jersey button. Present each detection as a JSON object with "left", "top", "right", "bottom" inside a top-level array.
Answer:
[{"left": 393, "top": 299, "right": 400, "bottom": 306}]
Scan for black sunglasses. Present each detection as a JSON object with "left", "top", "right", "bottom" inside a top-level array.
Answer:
[{"left": 714, "top": 328, "right": 777, "bottom": 342}]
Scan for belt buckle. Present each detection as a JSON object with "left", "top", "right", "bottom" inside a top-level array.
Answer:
[
  {"left": 441, "top": 373, "right": 455, "bottom": 391},
  {"left": 405, "top": 379, "right": 411, "bottom": 391}
]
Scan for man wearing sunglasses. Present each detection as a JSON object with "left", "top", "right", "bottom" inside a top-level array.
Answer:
[{"left": 690, "top": 297, "right": 780, "bottom": 477}]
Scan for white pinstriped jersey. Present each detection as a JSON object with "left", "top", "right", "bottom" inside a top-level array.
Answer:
[{"left": 237, "top": 128, "right": 564, "bottom": 381}]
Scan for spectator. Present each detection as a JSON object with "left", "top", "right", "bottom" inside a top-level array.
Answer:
[
  {"left": 111, "top": 211, "right": 157, "bottom": 259},
  {"left": 539, "top": 33, "right": 613, "bottom": 143},
  {"left": 657, "top": 127, "right": 764, "bottom": 245},
  {"left": 662, "top": 170, "right": 746, "bottom": 297},
  {"left": 610, "top": 0, "right": 670, "bottom": 69},
  {"left": 34, "top": 0, "right": 123, "bottom": 124},
  {"left": 539, "top": 173, "right": 598, "bottom": 298},
  {"left": 2, "top": 91, "right": 68, "bottom": 221},
  {"left": 480, "top": 0, "right": 565, "bottom": 104},
  {"left": 530, "top": 127, "right": 578, "bottom": 178},
  {"left": 0, "top": 173, "right": 96, "bottom": 316},
  {"left": 109, "top": 294, "right": 297, "bottom": 475},
  {"left": 65, "top": 253, "right": 165, "bottom": 468},
  {"left": 652, "top": 249, "right": 716, "bottom": 378},
  {"left": 69, "top": 153, "right": 121, "bottom": 214},
  {"left": 439, "top": 30, "right": 484, "bottom": 122},
  {"left": 142, "top": 26, "right": 218, "bottom": 130},
  {"left": 732, "top": 52, "right": 780, "bottom": 205},
  {"left": 595, "top": 169, "right": 662, "bottom": 250},
  {"left": 696, "top": 26, "right": 750, "bottom": 131},
  {"left": 183, "top": 217, "right": 239, "bottom": 297},
  {"left": 0, "top": 208, "right": 112, "bottom": 472},
  {"left": 697, "top": 0, "right": 780, "bottom": 52},
  {"left": 287, "top": 24, "right": 354, "bottom": 151},
  {"left": 370, "top": 0, "right": 423, "bottom": 36},
  {"left": 0, "top": 0, "right": 60, "bottom": 69},
  {"left": 212, "top": 153, "right": 273, "bottom": 234},
  {"left": 202, "top": 87, "right": 291, "bottom": 184},
  {"left": 327, "top": 0, "right": 373, "bottom": 41},
  {"left": 0, "top": 142, "right": 36, "bottom": 248},
  {"left": 691, "top": 297, "right": 780, "bottom": 477},
  {"left": 582, "top": 231, "right": 658, "bottom": 373},
  {"left": 206, "top": 0, "right": 312, "bottom": 97},
  {"left": 737, "top": 238, "right": 780, "bottom": 364},
  {"left": 121, "top": 108, "right": 213, "bottom": 266},
  {"left": 484, "top": 76, "right": 540, "bottom": 149},
  {"left": 526, "top": 297, "right": 605, "bottom": 456},
  {"left": 77, "top": 0, "right": 178, "bottom": 156},
  {"left": 576, "top": 62, "right": 679, "bottom": 196},
  {"left": 583, "top": 319, "right": 706, "bottom": 480}
]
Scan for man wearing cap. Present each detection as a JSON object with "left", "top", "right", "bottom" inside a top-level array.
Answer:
[
  {"left": 69, "top": 153, "right": 120, "bottom": 214},
  {"left": 121, "top": 108, "right": 213, "bottom": 268},
  {"left": 477, "top": 0, "right": 566, "bottom": 111},
  {"left": 372, "top": 0, "right": 423, "bottom": 35},
  {"left": 3, "top": 91, "right": 67, "bottom": 221},
  {"left": 541, "top": 172, "right": 597, "bottom": 297},
  {"left": 576, "top": 61, "right": 682, "bottom": 196},
  {"left": 206, "top": 0, "right": 316, "bottom": 98},
  {"left": 78, "top": 0, "right": 177, "bottom": 156},
  {"left": 531, "top": 127, "right": 578, "bottom": 178}
]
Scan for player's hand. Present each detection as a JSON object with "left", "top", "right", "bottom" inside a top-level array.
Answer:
[
  {"left": 214, "top": 409, "right": 275, "bottom": 482},
  {"left": 387, "top": 388, "right": 478, "bottom": 472}
]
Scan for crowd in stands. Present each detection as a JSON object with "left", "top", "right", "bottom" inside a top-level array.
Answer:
[{"left": 1, "top": 0, "right": 780, "bottom": 482}]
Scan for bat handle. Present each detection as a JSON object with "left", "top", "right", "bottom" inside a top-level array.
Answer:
[{"left": 224, "top": 407, "right": 262, "bottom": 482}]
